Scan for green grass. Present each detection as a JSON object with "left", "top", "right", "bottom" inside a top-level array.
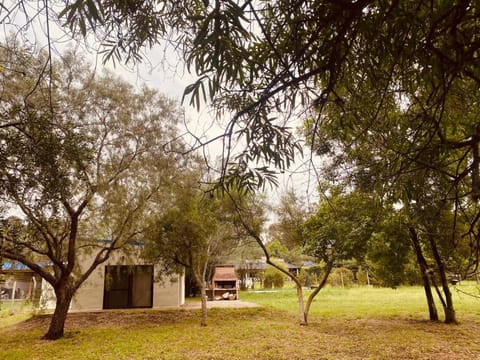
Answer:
[
  {"left": 1, "top": 283, "right": 480, "bottom": 359},
  {"left": 0, "top": 301, "right": 36, "bottom": 329},
  {"left": 241, "top": 281, "right": 480, "bottom": 321}
]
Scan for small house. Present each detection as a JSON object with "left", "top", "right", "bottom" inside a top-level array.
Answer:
[
  {"left": 1, "top": 244, "right": 185, "bottom": 311},
  {"left": 1, "top": 261, "right": 46, "bottom": 304},
  {"left": 71, "top": 244, "right": 185, "bottom": 311}
]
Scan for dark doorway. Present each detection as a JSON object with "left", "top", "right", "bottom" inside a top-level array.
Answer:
[{"left": 103, "top": 265, "right": 153, "bottom": 309}]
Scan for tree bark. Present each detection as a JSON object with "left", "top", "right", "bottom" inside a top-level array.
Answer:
[
  {"left": 294, "top": 260, "right": 334, "bottom": 326},
  {"left": 192, "top": 269, "right": 208, "bottom": 327},
  {"left": 199, "top": 283, "right": 208, "bottom": 327},
  {"left": 428, "top": 234, "right": 457, "bottom": 324},
  {"left": 409, "top": 227, "right": 439, "bottom": 321},
  {"left": 42, "top": 286, "right": 73, "bottom": 340},
  {"left": 304, "top": 260, "right": 334, "bottom": 325},
  {"left": 296, "top": 285, "right": 307, "bottom": 325},
  {"left": 265, "top": 258, "right": 307, "bottom": 326},
  {"left": 231, "top": 201, "right": 331, "bottom": 326}
]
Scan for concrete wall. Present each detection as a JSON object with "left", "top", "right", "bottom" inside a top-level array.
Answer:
[
  {"left": 152, "top": 272, "right": 185, "bottom": 308},
  {"left": 2, "top": 246, "right": 185, "bottom": 312}
]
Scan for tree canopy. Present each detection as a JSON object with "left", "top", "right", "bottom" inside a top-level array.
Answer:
[
  {"left": 0, "top": 42, "right": 184, "bottom": 339},
  {"left": 44, "top": 1, "right": 479, "bottom": 191}
]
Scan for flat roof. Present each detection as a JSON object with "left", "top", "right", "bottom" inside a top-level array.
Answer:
[{"left": 1, "top": 261, "right": 52, "bottom": 272}]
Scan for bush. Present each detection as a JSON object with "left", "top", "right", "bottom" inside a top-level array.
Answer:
[
  {"left": 263, "top": 265, "right": 285, "bottom": 289},
  {"left": 355, "top": 268, "right": 371, "bottom": 286},
  {"left": 327, "top": 267, "right": 354, "bottom": 287}
]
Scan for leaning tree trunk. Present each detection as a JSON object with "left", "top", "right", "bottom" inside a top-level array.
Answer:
[
  {"left": 295, "top": 284, "right": 307, "bottom": 325},
  {"left": 265, "top": 259, "right": 308, "bottom": 325},
  {"left": 304, "top": 260, "right": 334, "bottom": 325},
  {"left": 43, "top": 286, "right": 74, "bottom": 340},
  {"left": 428, "top": 234, "right": 457, "bottom": 324},
  {"left": 409, "top": 227, "right": 439, "bottom": 321}
]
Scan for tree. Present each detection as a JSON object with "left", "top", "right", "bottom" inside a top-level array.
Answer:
[
  {"left": 315, "top": 75, "right": 480, "bottom": 323},
  {"left": 365, "top": 212, "right": 417, "bottom": 288},
  {"left": 300, "top": 186, "right": 379, "bottom": 315},
  {"left": 228, "top": 189, "right": 329, "bottom": 326},
  {"left": 400, "top": 175, "right": 471, "bottom": 324},
  {"left": 265, "top": 239, "right": 289, "bottom": 260},
  {"left": 144, "top": 175, "right": 248, "bottom": 326},
  {"left": 0, "top": 43, "right": 183, "bottom": 339},
  {"left": 304, "top": 186, "right": 377, "bottom": 265},
  {"left": 269, "top": 191, "right": 310, "bottom": 251}
]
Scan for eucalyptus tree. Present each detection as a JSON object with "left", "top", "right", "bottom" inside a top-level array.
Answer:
[
  {"left": 7, "top": 1, "right": 480, "bottom": 206},
  {"left": 300, "top": 186, "right": 382, "bottom": 318},
  {"left": 400, "top": 170, "right": 477, "bottom": 323},
  {"left": 0, "top": 43, "right": 183, "bottom": 339},
  {"left": 227, "top": 187, "right": 333, "bottom": 325}
]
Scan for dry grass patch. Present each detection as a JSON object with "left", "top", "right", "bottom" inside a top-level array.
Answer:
[{"left": 7, "top": 308, "right": 198, "bottom": 332}]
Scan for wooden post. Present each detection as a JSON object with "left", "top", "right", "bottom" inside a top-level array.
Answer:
[{"left": 10, "top": 280, "right": 17, "bottom": 311}]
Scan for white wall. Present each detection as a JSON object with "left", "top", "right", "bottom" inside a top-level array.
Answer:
[
  {"left": 43, "top": 246, "right": 185, "bottom": 312},
  {"left": 39, "top": 279, "right": 56, "bottom": 310},
  {"left": 71, "top": 261, "right": 184, "bottom": 311}
]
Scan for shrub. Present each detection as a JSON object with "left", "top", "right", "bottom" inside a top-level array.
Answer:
[
  {"left": 263, "top": 265, "right": 285, "bottom": 289},
  {"left": 327, "top": 267, "right": 354, "bottom": 287}
]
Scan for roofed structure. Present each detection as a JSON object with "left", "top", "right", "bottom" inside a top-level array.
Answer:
[
  {"left": 207, "top": 265, "right": 238, "bottom": 300},
  {"left": 212, "top": 265, "right": 238, "bottom": 282}
]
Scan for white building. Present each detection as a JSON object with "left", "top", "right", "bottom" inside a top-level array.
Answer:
[{"left": 1, "top": 246, "right": 185, "bottom": 312}]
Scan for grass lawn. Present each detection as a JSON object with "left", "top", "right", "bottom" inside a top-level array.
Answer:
[
  {"left": 241, "top": 282, "right": 480, "bottom": 320},
  {"left": 1, "top": 282, "right": 480, "bottom": 359}
]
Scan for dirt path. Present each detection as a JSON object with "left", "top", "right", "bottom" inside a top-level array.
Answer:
[{"left": 182, "top": 300, "right": 260, "bottom": 309}]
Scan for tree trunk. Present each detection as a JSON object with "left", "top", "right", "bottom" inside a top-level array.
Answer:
[
  {"left": 42, "top": 287, "right": 73, "bottom": 340},
  {"left": 192, "top": 269, "right": 208, "bottom": 327},
  {"left": 296, "top": 285, "right": 307, "bottom": 325},
  {"left": 199, "top": 283, "right": 208, "bottom": 327},
  {"left": 428, "top": 234, "right": 457, "bottom": 324},
  {"left": 304, "top": 260, "right": 334, "bottom": 325},
  {"left": 409, "top": 227, "right": 439, "bottom": 321},
  {"left": 443, "top": 303, "right": 456, "bottom": 324},
  {"left": 265, "top": 258, "right": 307, "bottom": 325}
]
